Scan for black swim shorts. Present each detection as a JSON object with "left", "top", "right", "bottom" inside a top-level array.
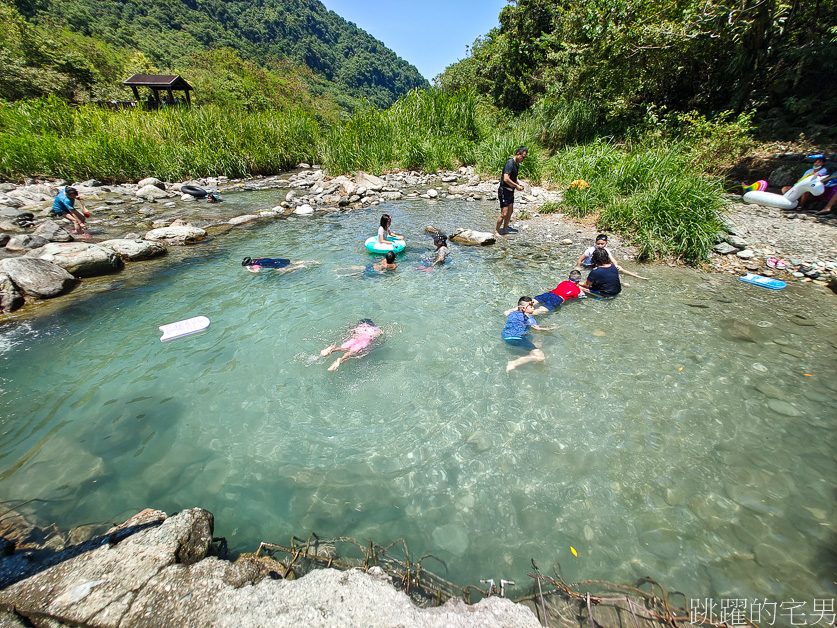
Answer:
[{"left": 497, "top": 186, "right": 515, "bottom": 208}]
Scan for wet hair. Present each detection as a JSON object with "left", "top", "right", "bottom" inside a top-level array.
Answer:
[
  {"left": 595, "top": 233, "right": 608, "bottom": 242},
  {"left": 241, "top": 257, "right": 252, "bottom": 266},
  {"left": 515, "top": 146, "right": 528, "bottom": 155},
  {"left": 64, "top": 186, "right": 78, "bottom": 196},
  {"left": 385, "top": 251, "right": 396, "bottom": 264},
  {"left": 380, "top": 214, "right": 391, "bottom": 228},
  {"left": 591, "top": 248, "right": 611, "bottom": 267},
  {"left": 433, "top": 233, "right": 447, "bottom": 246},
  {"left": 517, "top": 296, "right": 534, "bottom": 310},
  {"left": 568, "top": 270, "right": 582, "bottom": 281},
  {"left": 359, "top": 318, "right": 375, "bottom": 326}
]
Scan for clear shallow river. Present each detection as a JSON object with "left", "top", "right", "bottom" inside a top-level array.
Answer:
[{"left": 1, "top": 193, "right": 835, "bottom": 607}]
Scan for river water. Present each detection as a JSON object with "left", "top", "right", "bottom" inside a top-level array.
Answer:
[{"left": 1, "top": 193, "right": 835, "bottom": 610}]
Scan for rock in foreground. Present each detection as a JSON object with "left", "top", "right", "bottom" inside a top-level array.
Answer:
[
  {"left": 0, "top": 508, "right": 539, "bottom": 628},
  {"left": 0, "top": 258, "right": 78, "bottom": 299}
]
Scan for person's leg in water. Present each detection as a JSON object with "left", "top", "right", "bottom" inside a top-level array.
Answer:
[{"left": 506, "top": 346, "right": 545, "bottom": 372}]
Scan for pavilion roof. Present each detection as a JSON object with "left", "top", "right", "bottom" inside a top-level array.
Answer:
[{"left": 122, "top": 74, "right": 193, "bottom": 90}]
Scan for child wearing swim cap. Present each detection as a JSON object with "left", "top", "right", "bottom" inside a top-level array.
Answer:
[
  {"left": 320, "top": 319, "right": 383, "bottom": 371},
  {"left": 432, "top": 233, "right": 449, "bottom": 266}
]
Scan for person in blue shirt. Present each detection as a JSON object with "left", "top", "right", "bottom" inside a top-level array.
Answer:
[
  {"left": 51, "top": 187, "right": 89, "bottom": 236},
  {"left": 502, "top": 296, "right": 556, "bottom": 372}
]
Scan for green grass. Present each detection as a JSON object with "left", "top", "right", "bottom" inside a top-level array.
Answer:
[
  {"left": 0, "top": 97, "right": 319, "bottom": 181},
  {"left": 0, "top": 92, "right": 744, "bottom": 265},
  {"left": 544, "top": 140, "right": 729, "bottom": 263}
]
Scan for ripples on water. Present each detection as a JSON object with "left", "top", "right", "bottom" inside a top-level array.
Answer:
[{"left": 0, "top": 194, "right": 835, "bottom": 605}]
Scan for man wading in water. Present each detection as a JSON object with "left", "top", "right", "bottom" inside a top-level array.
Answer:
[{"left": 496, "top": 146, "right": 527, "bottom": 237}]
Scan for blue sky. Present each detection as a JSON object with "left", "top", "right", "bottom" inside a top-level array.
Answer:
[{"left": 321, "top": 0, "right": 509, "bottom": 81}]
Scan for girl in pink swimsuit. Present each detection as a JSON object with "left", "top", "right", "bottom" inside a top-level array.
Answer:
[{"left": 320, "top": 319, "right": 382, "bottom": 371}]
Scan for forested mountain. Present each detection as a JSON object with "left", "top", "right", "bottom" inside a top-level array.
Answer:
[
  {"left": 6, "top": 0, "right": 428, "bottom": 109},
  {"left": 438, "top": 0, "right": 837, "bottom": 136}
]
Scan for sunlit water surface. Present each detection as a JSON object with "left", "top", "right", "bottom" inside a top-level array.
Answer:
[{"left": 1, "top": 194, "right": 835, "bottom": 606}]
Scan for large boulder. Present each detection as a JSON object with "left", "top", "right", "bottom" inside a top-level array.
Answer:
[
  {"left": 25, "top": 242, "right": 122, "bottom": 277},
  {"left": 100, "top": 239, "right": 167, "bottom": 261},
  {"left": 32, "top": 221, "right": 74, "bottom": 242},
  {"left": 356, "top": 171, "right": 385, "bottom": 191},
  {"left": 5, "top": 235, "right": 49, "bottom": 252},
  {"left": 450, "top": 228, "right": 496, "bottom": 246},
  {"left": 144, "top": 226, "right": 207, "bottom": 245},
  {"left": 6, "top": 188, "right": 51, "bottom": 205},
  {"left": 137, "top": 177, "right": 165, "bottom": 190},
  {"left": 0, "top": 258, "right": 77, "bottom": 298},
  {"left": 381, "top": 191, "right": 403, "bottom": 201},
  {"left": 0, "top": 194, "right": 24, "bottom": 208},
  {"left": 294, "top": 204, "right": 314, "bottom": 216},
  {"left": 136, "top": 184, "right": 169, "bottom": 202},
  {"left": 0, "top": 272, "right": 24, "bottom": 313}
]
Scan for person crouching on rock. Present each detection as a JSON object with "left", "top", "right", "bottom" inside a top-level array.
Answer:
[{"left": 51, "top": 187, "right": 89, "bottom": 237}]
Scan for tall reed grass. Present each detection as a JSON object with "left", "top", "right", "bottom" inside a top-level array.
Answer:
[
  {"left": 545, "top": 140, "right": 728, "bottom": 262},
  {"left": 0, "top": 97, "right": 319, "bottom": 181},
  {"left": 318, "top": 89, "right": 490, "bottom": 175}
]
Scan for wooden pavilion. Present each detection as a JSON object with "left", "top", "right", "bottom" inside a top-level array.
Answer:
[{"left": 122, "top": 74, "right": 193, "bottom": 109}]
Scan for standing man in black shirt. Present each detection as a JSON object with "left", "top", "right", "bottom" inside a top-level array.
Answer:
[{"left": 495, "top": 146, "right": 527, "bottom": 237}]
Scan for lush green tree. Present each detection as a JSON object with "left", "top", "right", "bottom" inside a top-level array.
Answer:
[
  {"left": 18, "top": 0, "right": 428, "bottom": 108},
  {"left": 439, "top": 0, "right": 837, "bottom": 135}
]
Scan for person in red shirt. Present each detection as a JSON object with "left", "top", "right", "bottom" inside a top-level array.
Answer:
[{"left": 519, "top": 270, "right": 586, "bottom": 315}]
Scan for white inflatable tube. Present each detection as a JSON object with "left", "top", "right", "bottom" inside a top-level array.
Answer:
[
  {"left": 742, "top": 176, "right": 824, "bottom": 210},
  {"left": 742, "top": 191, "right": 797, "bottom": 210}
]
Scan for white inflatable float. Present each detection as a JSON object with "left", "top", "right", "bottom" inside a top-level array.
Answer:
[
  {"left": 159, "top": 316, "right": 210, "bottom": 341},
  {"left": 742, "top": 175, "right": 825, "bottom": 210}
]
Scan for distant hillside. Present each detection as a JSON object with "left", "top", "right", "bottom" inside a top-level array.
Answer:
[{"left": 13, "top": 0, "right": 429, "bottom": 109}]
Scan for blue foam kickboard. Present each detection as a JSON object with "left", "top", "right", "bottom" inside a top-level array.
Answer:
[{"left": 739, "top": 273, "right": 786, "bottom": 290}]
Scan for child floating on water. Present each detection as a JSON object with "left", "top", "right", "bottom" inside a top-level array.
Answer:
[
  {"left": 502, "top": 296, "right": 556, "bottom": 372},
  {"left": 320, "top": 319, "right": 383, "bottom": 371},
  {"left": 506, "top": 270, "right": 585, "bottom": 316},
  {"left": 241, "top": 257, "right": 318, "bottom": 274},
  {"left": 337, "top": 251, "right": 397, "bottom": 277}
]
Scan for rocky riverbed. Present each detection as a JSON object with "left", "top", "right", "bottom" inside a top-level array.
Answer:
[
  {"left": 0, "top": 505, "right": 690, "bottom": 628},
  {"left": 1, "top": 164, "right": 834, "bottom": 318}
]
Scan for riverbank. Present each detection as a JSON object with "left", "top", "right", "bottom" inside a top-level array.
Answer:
[
  {"left": 0, "top": 505, "right": 695, "bottom": 628},
  {"left": 1, "top": 165, "right": 834, "bottom": 320}
]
